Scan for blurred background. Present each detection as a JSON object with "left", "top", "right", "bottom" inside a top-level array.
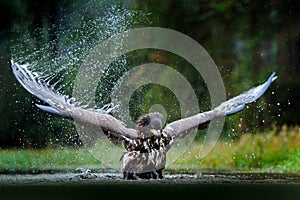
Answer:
[{"left": 0, "top": 0, "right": 299, "bottom": 153}]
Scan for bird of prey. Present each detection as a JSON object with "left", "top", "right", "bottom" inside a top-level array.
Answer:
[{"left": 11, "top": 60, "right": 277, "bottom": 179}]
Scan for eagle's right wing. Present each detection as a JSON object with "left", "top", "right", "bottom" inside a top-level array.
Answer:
[
  {"left": 163, "top": 72, "right": 277, "bottom": 140},
  {"left": 11, "top": 61, "right": 138, "bottom": 141}
]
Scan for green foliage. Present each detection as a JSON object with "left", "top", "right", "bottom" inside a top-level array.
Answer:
[
  {"left": 276, "top": 149, "right": 300, "bottom": 172},
  {"left": 171, "top": 125, "right": 300, "bottom": 173},
  {"left": 0, "top": 148, "right": 99, "bottom": 173},
  {"left": 231, "top": 125, "right": 300, "bottom": 171}
]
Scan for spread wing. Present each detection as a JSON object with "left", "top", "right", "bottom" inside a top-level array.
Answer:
[
  {"left": 11, "top": 60, "right": 138, "bottom": 141},
  {"left": 163, "top": 73, "right": 277, "bottom": 139}
]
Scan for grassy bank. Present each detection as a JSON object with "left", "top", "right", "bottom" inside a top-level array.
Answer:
[
  {"left": 1, "top": 125, "right": 299, "bottom": 174},
  {"left": 172, "top": 125, "right": 300, "bottom": 173},
  {"left": 0, "top": 148, "right": 100, "bottom": 173}
]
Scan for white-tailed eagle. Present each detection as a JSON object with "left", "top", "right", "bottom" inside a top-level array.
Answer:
[{"left": 11, "top": 61, "right": 277, "bottom": 179}]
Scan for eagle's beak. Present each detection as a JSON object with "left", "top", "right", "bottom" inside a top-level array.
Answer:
[
  {"left": 150, "top": 129, "right": 158, "bottom": 135},
  {"left": 151, "top": 129, "right": 161, "bottom": 139}
]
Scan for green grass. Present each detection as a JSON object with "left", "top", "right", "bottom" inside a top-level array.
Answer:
[
  {"left": 171, "top": 125, "right": 300, "bottom": 173},
  {"left": 1, "top": 125, "right": 300, "bottom": 174},
  {"left": 0, "top": 148, "right": 100, "bottom": 173}
]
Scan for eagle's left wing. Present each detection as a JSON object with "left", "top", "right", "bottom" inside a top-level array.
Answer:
[{"left": 163, "top": 73, "right": 277, "bottom": 139}]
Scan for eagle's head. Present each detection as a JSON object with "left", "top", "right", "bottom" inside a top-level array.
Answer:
[{"left": 136, "top": 112, "right": 163, "bottom": 139}]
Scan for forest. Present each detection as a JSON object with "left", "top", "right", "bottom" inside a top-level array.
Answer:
[{"left": 0, "top": 0, "right": 299, "bottom": 149}]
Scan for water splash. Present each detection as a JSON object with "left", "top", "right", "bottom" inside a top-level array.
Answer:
[
  {"left": 11, "top": 2, "right": 150, "bottom": 101},
  {"left": 10, "top": 1, "right": 150, "bottom": 148}
]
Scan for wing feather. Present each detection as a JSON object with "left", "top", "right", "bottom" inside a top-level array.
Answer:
[
  {"left": 163, "top": 73, "right": 277, "bottom": 139},
  {"left": 11, "top": 60, "right": 138, "bottom": 140}
]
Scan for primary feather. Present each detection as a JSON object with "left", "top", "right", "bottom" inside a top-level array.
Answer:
[
  {"left": 163, "top": 72, "right": 277, "bottom": 139},
  {"left": 11, "top": 60, "right": 138, "bottom": 140}
]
